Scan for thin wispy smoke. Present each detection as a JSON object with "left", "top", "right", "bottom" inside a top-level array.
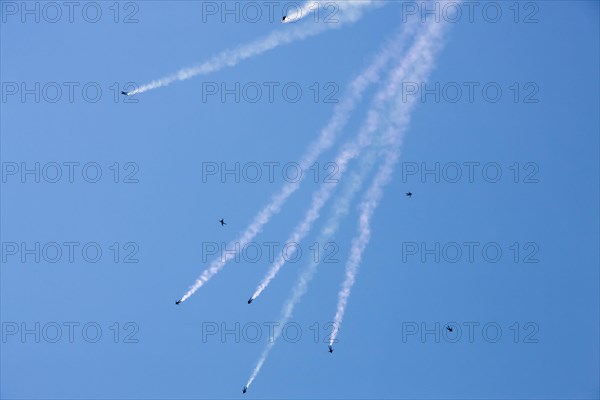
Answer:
[
  {"left": 130, "top": 1, "right": 379, "bottom": 95},
  {"left": 245, "top": 148, "right": 379, "bottom": 390},
  {"left": 179, "top": 25, "right": 414, "bottom": 303},
  {"left": 329, "top": 17, "right": 449, "bottom": 347}
]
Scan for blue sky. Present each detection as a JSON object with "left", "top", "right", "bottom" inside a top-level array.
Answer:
[{"left": 1, "top": 1, "right": 599, "bottom": 399}]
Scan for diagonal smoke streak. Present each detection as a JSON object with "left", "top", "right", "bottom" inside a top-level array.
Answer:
[
  {"left": 130, "top": 1, "right": 379, "bottom": 95},
  {"left": 249, "top": 17, "right": 425, "bottom": 302},
  {"left": 329, "top": 15, "right": 450, "bottom": 347},
  {"left": 245, "top": 145, "right": 380, "bottom": 390},
  {"left": 179, "top": 23, "right": 416, "bottom": 303}
]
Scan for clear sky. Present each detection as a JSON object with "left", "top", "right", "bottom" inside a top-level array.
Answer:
[{"left": 1, "top": 1, "right": 599, "bottom": 399}]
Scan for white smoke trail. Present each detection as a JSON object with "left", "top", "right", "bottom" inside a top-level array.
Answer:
[
  {"left": 130, "top": 1, "right": 379, "bottom": 95},
  {"left": 329, "top": 15, "right": 450, "bottom": 348},
  {"left": 245, "top": 13, "right": 452, "bottom": 387},
  {"left": 282, "top": 1, "right": 321, "bottom": 23},
  {"left": 283, "top": 1, "right": 376, "bottom": 23},
  {"left": 249, "top": 141, "right": 356, "bottom": 302},
  {"left": 178, "top": 24, "right": 415, "bottom": 303},
  {"left": 249, "top": 17, "right": 425, "bottom": 302},
  {"left": 245, "top": 146, "right": 379, "bottom": 390}
]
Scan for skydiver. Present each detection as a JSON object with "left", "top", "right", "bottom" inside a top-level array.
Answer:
[
  {"left": 176, "top": 300, "right": 182, "bottom": 305},
  {"left": 248, "top": 298, "right": 253, "bottom": 304},
  {"left": 406, "top": 192, "right": 412, "bottom": 197},
  {"left": 219, "top": 218, "right": 226, "bottom": 226},
  {"left": 446, "top": 325, "right": 453, "bottom": 332},
  {"left": 121, "top": 91, "right": 129, "bottom": 96},
  {"left": 282, "top": 16, "right": 287, "bottom": 22},
  {"left": 328, "top": 344, "right": 333, "bottom": 353},
  {"left": 243, "top": 386, "right": 247, "bottom": 394}
]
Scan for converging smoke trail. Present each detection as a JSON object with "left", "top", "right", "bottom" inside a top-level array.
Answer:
[
  {"left": 245, "top": 148, "right": 379, "bottom": 390},
  {"left": 249, "top": 17, "right": 426, "bottom": 303},
  {"left": 130, "top": 1, "right": 378, "bottom": 95},
  {"left": 245, "top": 15, "right": 449, "bottom": 388},
  {"left": 329, "top": 15, "right": 452, "bottom": 348},
  {"left": 178, "top": 24, "right": 415, "bottom": 303}
]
